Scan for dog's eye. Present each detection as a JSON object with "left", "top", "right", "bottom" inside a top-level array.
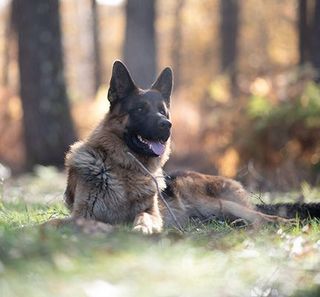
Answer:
[{"left": 159, "top": 109, "right": 166, "bottom": 116}]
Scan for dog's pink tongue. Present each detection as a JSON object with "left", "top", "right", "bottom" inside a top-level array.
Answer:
[{"left": 149, "top": 141, "right": 165, "bottom": 156}]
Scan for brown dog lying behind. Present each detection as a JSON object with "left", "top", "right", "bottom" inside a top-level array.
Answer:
[
  {"left": 161, "top": 171, "right": 286, "bottom": 228},
  {"left": 46, "top": 61, "right": 318, "bottom": 234}
]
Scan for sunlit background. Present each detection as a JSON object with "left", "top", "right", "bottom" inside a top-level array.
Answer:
[
  {"left": 0, "top": 0, "right": 319, "bottom": 191},
  {"left": 1, "top": 2, "right": 320, "bottom": 297}
]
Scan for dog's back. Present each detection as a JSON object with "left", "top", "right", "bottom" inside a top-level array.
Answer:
[{"left": 160, "top": 171, "right": 281, "bottom": 227}]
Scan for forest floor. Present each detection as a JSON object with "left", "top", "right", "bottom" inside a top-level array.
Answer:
[{"left": 1, "top": 166, "right": 320, "bottom": 297}]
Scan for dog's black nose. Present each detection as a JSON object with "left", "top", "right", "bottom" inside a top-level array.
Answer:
[{"left": 159, "top": 119, "right": 172, "bottom": 130}]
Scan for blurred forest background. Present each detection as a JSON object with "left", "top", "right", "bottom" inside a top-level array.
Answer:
[{"left": 0, "top": 0, "right": 320, "bottom": 192}]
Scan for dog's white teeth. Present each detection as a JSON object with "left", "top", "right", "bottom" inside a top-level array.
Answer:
[{"left": 137, "top": 135, "right": 148, "bottom": 144}]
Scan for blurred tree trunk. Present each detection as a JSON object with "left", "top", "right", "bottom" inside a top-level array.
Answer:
[
  {"left": 12, "top": 0, "right": 76, "bottom": 169},
  {"left": 91, "top": 0, "right": 102, "bottom": 92},
  {"left": 75, "top": 0, "right": 95, "bottom": 98},
  {"left": 171, "top": 0, "right": 184, "bottom": 89},
  {"left": 219, "top": 0, "right": 239, "bottom": 97},
  {"left": 1, "top": 4, "right": 11, "bottom": 87},
  {"left": 312, "top": 0, "right": 320, "bottom": 82},
  {"left": 124, "top": 0, "right": 157, "bottom": 88},
  {"left": 298, "top": 0, "right": 312, "bottom": 65},
  {"left": 298, "top": 0, "right": 320, "bottom": 82}
]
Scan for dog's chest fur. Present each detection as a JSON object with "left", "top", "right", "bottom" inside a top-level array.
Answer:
[
  {"left": 66, "top": 140, "right": 166, "bottom": 224},
  {"left": 90, "top": 165, "right": 157, "bottom": 223}
]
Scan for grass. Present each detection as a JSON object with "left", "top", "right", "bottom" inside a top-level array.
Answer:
[{"left": 1, "top": 167, "right": 320, "bottom": 297}]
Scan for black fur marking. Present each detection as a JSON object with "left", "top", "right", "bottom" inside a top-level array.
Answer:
[
  {"left": 107, "top": 61, "right": 173, "bottom": 158},
  {"left": 162, "top": 171, "right": 196, "bottom": 200},
  {"left": 151, "top": 67, "right": 173, "bottom": 105},
  {"left": 256, "top": 203, "right": 320, "bottom": 219},
  {"left": 162, "top": 174, "right": 176, "bottom": 200},
  {"left": 122, "top": 90, "right": 172, "bottom": 157},
  {"left": 165, "top": 171, "right": 191, "bottom": 179},
  {"left": 108, "top": 60, "right": 136, "bottom": 108},
  {"left": 77, "top": 162, "right": 110, "bottom": 190},
  {"left": 71, "top": 148, "right": 111, "bottom": 191},
  {"left": 89, "top": 190, "right": 99, "bottom": 218},
  {"left": 206, "top": 183, "right": 218, "bottom": 197}
]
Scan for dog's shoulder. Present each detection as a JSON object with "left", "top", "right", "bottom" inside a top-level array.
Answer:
[
  {"left": 65, "top": 141, "right": 110, "bottom": 185},
  {"left": 66, "top": 141, "right": 101, "bottom": 169}
]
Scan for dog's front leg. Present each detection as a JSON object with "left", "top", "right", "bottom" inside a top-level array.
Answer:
[{"left": 133, "top": 196, "right": 163, "bottom": 234}]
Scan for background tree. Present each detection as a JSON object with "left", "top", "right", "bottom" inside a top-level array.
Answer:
[
  {"left": 311, "top": 0, "right": 320, "bottom": 82},
  {"left": 219, "top": 0, "right": 239, "bottom": 97},
  {"left": 298, "top": 0, "right": 311, "bottom": 65},
  {"left": 123, "top": 0, "right": 157, "bottom": 88},
  {"left": 298, "top": 0, "right": 310, "bottom": 65},
  {"left": 1, "top": 5, "right": 10, "bottom": 87},
  {"left": 171, "top": 0, "right": 185, "bottom": 89},
  {"left": 12, "top": 0, "right": 76, "bottom": 169},
  {"left": 91, "top": 0, "right": 102, "bottom": 92},
  {"left": 298, "top": 0, "right": 320, "bottom": 82}
]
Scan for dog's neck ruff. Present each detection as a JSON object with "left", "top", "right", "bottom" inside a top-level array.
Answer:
[{"left": 88, "top": 121, "right": 171, "bottom": 174}]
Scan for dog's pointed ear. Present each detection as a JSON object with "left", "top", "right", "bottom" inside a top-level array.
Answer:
[
  {"left": 108, "top": 61, "right": 136, "bottom": 104},
  {"left": 151, "top": 67, "right": 173, "bottom": 105}
]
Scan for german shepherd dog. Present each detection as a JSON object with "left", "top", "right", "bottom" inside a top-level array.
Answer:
[{"left": 54, "top": 61, "right": 319, "bottom": 234}]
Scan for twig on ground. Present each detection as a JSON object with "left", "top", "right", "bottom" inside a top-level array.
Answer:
[
  {"left": 250, "top": 191, "right": 266, "bottom": 205},
  {"left": 127, "top": 151, "right": 185, "bottom": 233}
]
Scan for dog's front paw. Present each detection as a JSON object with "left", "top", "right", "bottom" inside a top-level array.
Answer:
[
  {"left": 133, "top": 223, "right": 154, "bottom": 234},
  {"left": 133, "top": 212, "right": 162, "bottom": 235}
]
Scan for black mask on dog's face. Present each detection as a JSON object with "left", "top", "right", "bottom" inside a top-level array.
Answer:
[{"left": 107, "top": 61, "right": 173, "bottom": 157}]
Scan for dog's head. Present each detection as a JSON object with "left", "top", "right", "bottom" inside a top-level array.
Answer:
[{"left": 107, "top": 61, "right": 173, "bottom": 158}]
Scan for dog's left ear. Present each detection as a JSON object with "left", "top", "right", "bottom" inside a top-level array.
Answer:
[
  {"left": 108, "top": 60, "right": 136, "bottom": 105},
  {"left": 151, "top": 67, "right": 173, "bottom": 106}
]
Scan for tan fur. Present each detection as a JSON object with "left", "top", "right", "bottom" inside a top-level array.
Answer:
[
  {"left": 45, "top": 61, "right": 287, "bottom": 234},
  {"left": 160, "top": 171, "right": 286, "bottom": 228},
  {"left": 55, "top": 109, "right": 284, "bottom": 235},
  {"left": 62, "top": 109, "right": 170, "bottom": 234}
]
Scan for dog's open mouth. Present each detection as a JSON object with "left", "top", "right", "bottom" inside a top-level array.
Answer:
[
  {"left": 135, "top": 134, "right": 166, "bottom": 156},
  {"left": 124, "top": 130, "right": 169, "bottom": 157}
]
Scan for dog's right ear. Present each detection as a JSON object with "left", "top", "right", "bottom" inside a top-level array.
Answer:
[
  {"left": 108, "top": 61, "right": 136, "bottom": 104},
  {"left": 151, "top": 67, "right": 173, "bottom": 106}
]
